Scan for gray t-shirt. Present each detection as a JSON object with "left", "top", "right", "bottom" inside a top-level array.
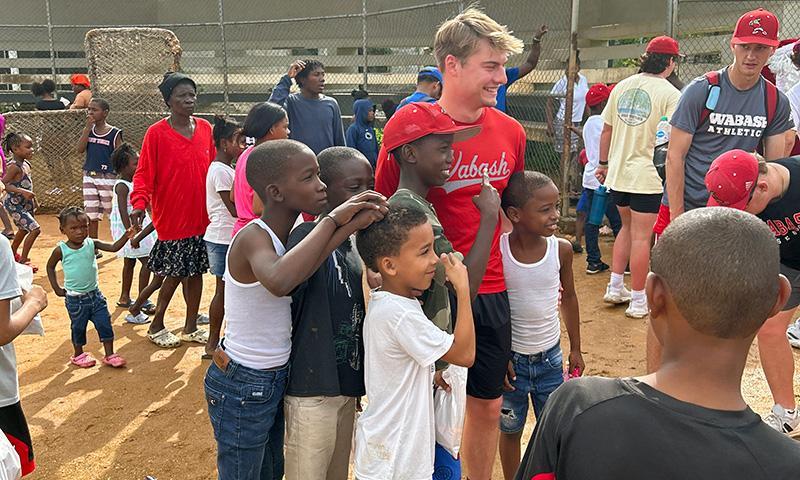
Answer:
[
  {"left": 667, "top": 69, "right": 793, "bottom": 210},
  {"left": 268, "top": 75, "right": 346, "bottom": 155},
  {"left": 0, "top": 236, "right": 21, "bottom": 407}
]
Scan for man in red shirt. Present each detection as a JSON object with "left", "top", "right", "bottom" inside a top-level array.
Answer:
[
  {"left": 131, "top": 72, "right": 216, "bottom": 349},
  {"left": 374, "top": 8, "right": 526, "bottom": 479}
]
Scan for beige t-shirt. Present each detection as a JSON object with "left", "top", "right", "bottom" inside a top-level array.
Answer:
[
  {"left": 601, "top": 73, "right": 680, "bottom": 194},
  {"left": 70, "top": 89, "right": 92, "bottom": 109}
]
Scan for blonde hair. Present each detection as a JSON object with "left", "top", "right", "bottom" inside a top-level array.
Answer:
[
  {"left": 434, "top": 7, "right": 524, "bottom": 71},
  {"left": 753, "top": 152, "right": 768, "bottom": 175}
]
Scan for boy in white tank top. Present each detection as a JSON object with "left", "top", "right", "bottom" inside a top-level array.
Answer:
[
  {"left": 203, "top": 139, "right": 388, "bottom": 480},
  {"left": 497, "top": 171, "right": 585, "bottom": 480}
]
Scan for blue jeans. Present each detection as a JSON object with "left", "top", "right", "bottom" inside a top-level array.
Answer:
[
  {"left": 65, "top": 289, "right": 114, "bottom": 346},
  {"left": 204, "top": 360, "right": 288, "bottom": 480},
  {"left": 500, "top": 344, "right": 564, "bottom": 433},
  {"left": 583, "top": 188, "right": 622, "bottom": 265}
]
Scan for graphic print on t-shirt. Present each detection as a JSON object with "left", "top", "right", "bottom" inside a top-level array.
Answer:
[
  {"left": 706, "top": 113, "right": 768, "bottom": 138},
  {"left": 441, "top": 150, "right": 513, "bottom": 194},
  {"left": 617, "top": 88, "right": 652, "bottom": 126}
]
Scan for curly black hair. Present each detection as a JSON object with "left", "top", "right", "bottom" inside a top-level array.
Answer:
[
  {"left": 58, "top": 205, "right": 87, "bottom": 227},
  {"left": 212, "top": 115, "right": 241, "bottom": 147},
  {"left": 356, "top": 206, "right": 429, "bottom": 272},
  {"left": 110, "top": 143, "right": 138, "bottom": 173},
  {"left": 295, "top": 59, "right": 324, "bottom": 89},
  {"left": 640, "top": 52, "right": 677, "bottom": 75},
  {"left": 31, "top": 79, "right": 57, "bottom": 97}
]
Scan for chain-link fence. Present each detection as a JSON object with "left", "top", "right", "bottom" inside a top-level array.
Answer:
[{"left": 12, "top": 1, "right": 800, "bottom": 210}]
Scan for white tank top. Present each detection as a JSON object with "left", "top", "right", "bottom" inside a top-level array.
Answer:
[
  {"left": 500, "top": 233, "right": 562, "bottom": 355},
  {"left": 222, "top": 219, "right": 292, "bottom": 369}
]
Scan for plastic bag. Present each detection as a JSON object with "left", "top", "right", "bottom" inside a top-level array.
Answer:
[
  {"left": 12, "top": 263, "right": 44, "bottom": 336},
  {"left": 0, "top": 429, "right": 21, "bottom": 480},
  {"left": 433, "top": 365, "right": 468, "bottom": 459}
]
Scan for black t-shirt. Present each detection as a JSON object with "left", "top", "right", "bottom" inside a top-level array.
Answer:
[
  {"left": 286, "top": 222, "right": 365, "bottom": 398},
  {"left": 758, "top": 157, "right": 800, "bottom": 270},
  {"left": 516, "top": 377, "right": 800, "bottom": 480},
  {"left": 35, "top": 99, "right": 66, "bottom": 110}
]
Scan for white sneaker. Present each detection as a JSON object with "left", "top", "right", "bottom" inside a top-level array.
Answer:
[
  {"left": 625, "top": 299, "right": 649, "bottom": 318},
  {"left": 786, "top": 320, "right": 800, "bottom": 349},
  {"left": 764, "top": 404, "right": 800, "bottom": 434},
  {"left": 603, "top": 285, "right": 631, "bottom": 304},
  {"left": 125, "top": 312, "right": 150, "bottom": 324}
]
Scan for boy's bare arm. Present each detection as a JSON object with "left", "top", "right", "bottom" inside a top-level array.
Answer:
[
  {"left": 439, "top": 253, "right": 476, "bottom": 367},
  {"left": 558, "top": 238, "right": 584, "bottom": 375},
  {"left": 46, "top": 247, "right": 66, "bottom": 297},
  {"left": 464, "top": 170, "right": 501, "bottom": 298},
  {"left": 0, "top": 287, "right": 47, "bottom": 346}
]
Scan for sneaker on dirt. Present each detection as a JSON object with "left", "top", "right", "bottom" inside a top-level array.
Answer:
[
  {"left": 603, "top": 285, "right": 631, "bottom": 304},
  {"left": 786, "top": 320, "right": 800, "bottom": 349},
  {"left": 764, "top": 404, "right": 800, "bottom": 434},
  {"left": 587, "top": 261, "right": 609, "bottom": 274}
]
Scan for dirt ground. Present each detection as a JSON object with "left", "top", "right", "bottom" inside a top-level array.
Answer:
[{"left": 11, "top": 214, "right": 800, "bottom": 479}]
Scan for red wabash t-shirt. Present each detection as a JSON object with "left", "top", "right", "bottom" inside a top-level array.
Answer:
[{"left": 375, "top": 107, "right": 526, "bottom": 294}]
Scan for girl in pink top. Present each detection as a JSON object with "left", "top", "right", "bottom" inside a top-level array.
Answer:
[
  {"left": 231, "top": 102, "right": 289, "bottom": 235},
  {"left": 0, "top": 114, "right": 14, "bottom": 239}
]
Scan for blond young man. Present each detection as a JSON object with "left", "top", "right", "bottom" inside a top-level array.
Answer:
[{"left": 374, "top": 8, "right": 527, "bottom": 479}]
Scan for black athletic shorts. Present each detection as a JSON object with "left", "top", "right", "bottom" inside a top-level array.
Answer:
[
  {"left": 451, "top": 291, "right": 512, "bottom": 399},
  {"left": 610, "top": 191, "right": 662, "bottom": 214},
  {"left": 0, "top": 402, "right": 35, "bottom": 476}
]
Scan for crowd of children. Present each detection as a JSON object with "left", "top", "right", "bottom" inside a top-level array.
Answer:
[{"left": 2, "top": 5, "right": 800, "bottom": 480}]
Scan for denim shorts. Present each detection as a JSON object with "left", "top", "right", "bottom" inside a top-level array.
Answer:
[
  {"left": 205, "top": 240, "right": 229, "bottom": 278},
  {"left": 65, "top": 288, "right": 114, "bottom": 346},
  {"left": 204, "top": 358, "right": 289, "bottom": 480},
  {"left": 500, "top": 343, "right": 564, "bottom": 434}
]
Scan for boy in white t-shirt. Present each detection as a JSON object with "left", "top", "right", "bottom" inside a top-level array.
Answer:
[
  {"left": 497, "top": 171, "right": 584, "bottom": 480},
  {"left": 203, "top": 117, "right": 242, "bottom": 358},
  {"left": 354, "top": 206, "right": 476, "bottom": 480},
  {"left": 570, "top": 83, "right": 622, "bottom": 274}
]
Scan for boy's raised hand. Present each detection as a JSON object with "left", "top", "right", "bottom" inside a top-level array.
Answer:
[
  {"left": 287, "top": 60, "right": 306, "bottom": 78},
  {"left": 440, "top": 252, "right": 468, "bottom": 294},
  {"left": 328, "top": 190, "right": 388, "bottom": 227},
  {"left": 472, "top": 167, "right": 500, "bottom": 218}
]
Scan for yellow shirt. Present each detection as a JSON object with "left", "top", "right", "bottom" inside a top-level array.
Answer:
[{"left": 601, "top": 73, "right": 680, "bottom": 194}]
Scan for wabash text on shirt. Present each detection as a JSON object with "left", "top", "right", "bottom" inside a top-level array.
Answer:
[
  {"left": 374, "top": 106, "right": 527, "bottom": 294},
  {"left": 758, "top": 157, "right": 800, "bottom": 270}
]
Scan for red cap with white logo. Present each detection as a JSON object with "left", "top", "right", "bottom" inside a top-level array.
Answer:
[
  {"left": 382, "top": 102, "right": 480, "bottom": 153},
  {"left": 733, "top": 8, "right": 779, "bottom": 47},
  {"left": 705, "top": 149, "right": 760, "bottom": 210}
]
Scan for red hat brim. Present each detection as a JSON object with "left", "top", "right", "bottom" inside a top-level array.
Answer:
[{"left": 732, "top": 36, "right": 779, "bottom": 48}]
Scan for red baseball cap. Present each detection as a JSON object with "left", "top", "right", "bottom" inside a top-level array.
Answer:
[
  {"left": 585, "top": 83, "right": 610, "bottom": 107},
  {"left": 705, "top": 149, "right": 760, "bottom": 210},
  {"left": 382, "top": 102, "right": 480, "bottom": 153},
  {"left": 733, "top": 9, "right": 779, "bottom": 47},
  {"left": 70, "top": 73, "right": 90, "bottom": 87},
  {"left": 646, "top": 36, "right": 681, "bottom": 56}
]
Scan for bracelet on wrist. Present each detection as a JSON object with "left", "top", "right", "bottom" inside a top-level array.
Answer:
[
  {"left": 599, "top": 161, "right": 609, "bottom": 166},
  {"left": 323, "top": 214, "right": 342, "bottom": 228},
  {"left": 532, "top": 36, "right": 542, "bottom": 43}
]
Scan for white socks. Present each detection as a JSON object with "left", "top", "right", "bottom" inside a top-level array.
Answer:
[
  {"left": 631, "top": 289, "right": 647, "bottom": 304},
  {"left": 610, "top": 272, "right": 624, "bottom": 291}
]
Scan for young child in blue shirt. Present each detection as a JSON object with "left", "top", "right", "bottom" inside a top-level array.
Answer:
[{"left": 46, "top": 206, "right": 135, "bottom": 368}]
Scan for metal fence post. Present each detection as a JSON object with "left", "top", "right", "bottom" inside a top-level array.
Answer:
[
  {"left": 217, "top": 0, "right": 230, "bottom": 114},
  {"left": 44, "top": 0, "right": 58, "bottom": 88},
  {"left": 560, "top": 0, "right": 580, "bottom": 217},
  {"left": 666, "top": 0, "right": 679, "bottom": 37},
  {"left": 362, "top": 0, "right": 368, "bottom": 89}
]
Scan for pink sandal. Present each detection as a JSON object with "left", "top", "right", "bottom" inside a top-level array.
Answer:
[
  {"left": 70, "top": 352, "right": 97, "bottom": 368},
  {"left": 102, "top": 353, "right": 127, "bottom": 368}
]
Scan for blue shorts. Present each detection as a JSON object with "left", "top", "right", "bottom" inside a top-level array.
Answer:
[
  {"left": 576, "top": 188, "right": 590, "bottom": 214},
  {"left": 205, "top": 240, "right": 229, "bottom": 278},
  {"left": 500, "top": 343, "right": 564, "bottom": 434},
  {"left": 65, "top": 288, "right": 114, "bottom": 346}
]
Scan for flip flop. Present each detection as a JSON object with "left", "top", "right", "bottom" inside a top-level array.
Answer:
[
  {"left": 147, "top": 328, "right": 181, "bottom": 348},
  {"left": 116, "top": 300, "right": 133, "bottom": 308},
  {"left": 125, "top": 312, "right": 150, "bottom": 324},
  {"left": 141, "top": 301, "right": 156, "bottom": 316},
  {"left": 102, "top": 353, "right": 127, "bottom": 368},
  {"left": 1, "top": 231, "right": 13, "bottom": 240},
  {"left": 180, "top": 328, "right": 209, "bottom": 344},
  {"left": 70, "top": 352, "right": 97, "bottom": 368},
  {"left": 201, "top": 352, "right": 213, "bottom": 360},
  {"left": 197, "top": 314, "right": 210, "bottom": 325}
]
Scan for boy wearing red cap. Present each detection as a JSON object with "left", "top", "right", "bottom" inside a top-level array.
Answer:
[
  {"left": 595, "top": 36, "right": 681, "bottom": 319},
  {"left": 705, "top": 150, "right": 800, "bottom": 434},
  {"left": 570, "top": 83, "right": 621, "bottom": 274},
  {"left": 69, "top": 74, "right": 92, "bottom": 110}
]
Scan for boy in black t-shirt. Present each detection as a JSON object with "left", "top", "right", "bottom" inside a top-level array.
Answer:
[
  {"left": 706, "top": 150, "right": 800, "bottom": 433},
  {"left": 283, "top": 146, "right": 373, "bottom": 480},
  {"left": 516, "top": 207, "right": 800, "bottom": 480}
]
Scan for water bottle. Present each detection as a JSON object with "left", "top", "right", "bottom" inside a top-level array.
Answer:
[
  {"left": 588, "top": 186, "right": 608, "bottom": 226},
  {"left": 655, "top": 116, "right": 670, "bottom": 146}
]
